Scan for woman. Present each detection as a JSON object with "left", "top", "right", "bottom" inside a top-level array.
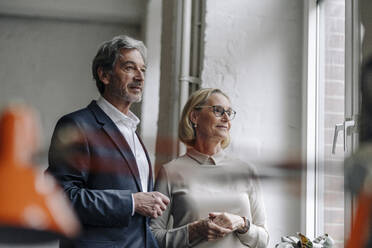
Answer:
[{"left": 150, "top": 88, "right": 269, "bottom": 248}]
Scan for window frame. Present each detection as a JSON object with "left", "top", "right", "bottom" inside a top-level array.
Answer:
[
  {"left": 302, "top": 0, "right": 318, "bottom": 239},
  {"left": 303, "top": 0, "right": 360, "bottom": 242}
]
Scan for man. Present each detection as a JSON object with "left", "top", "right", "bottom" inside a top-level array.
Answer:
[{"left": 46, "top": 35, "right": 169, "bottom": 248}]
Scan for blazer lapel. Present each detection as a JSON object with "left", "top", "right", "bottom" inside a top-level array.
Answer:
[{"left": 88, "top": 101, "right": 143, "bottom": 192}]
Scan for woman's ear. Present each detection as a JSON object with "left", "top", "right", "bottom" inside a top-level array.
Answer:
[
  {"left": 189, "top": 110, "right": 199, "bottom": 126},
  {"left": 97, "top": 67, "right": 111, "bottom": 85}
]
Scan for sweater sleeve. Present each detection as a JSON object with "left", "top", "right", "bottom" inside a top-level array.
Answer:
[
  {"left": 150, "top": 167, "right": 201, "bottom": 248},
  {"left": 236, "top": 172, "right": 269, "bottom": 248}
]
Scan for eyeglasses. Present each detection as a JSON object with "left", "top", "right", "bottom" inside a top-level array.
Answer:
[{"left": 195, "top": 105, "right": 236, "bottom": 120}]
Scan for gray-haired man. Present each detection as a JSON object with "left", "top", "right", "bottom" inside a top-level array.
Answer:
[{"left": 46, "top": 35, "right": 169, "bottom": 248}]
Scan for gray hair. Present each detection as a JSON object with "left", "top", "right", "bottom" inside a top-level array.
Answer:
[{"left": 92, "top": 35, "right": 147, "bottom": 95}]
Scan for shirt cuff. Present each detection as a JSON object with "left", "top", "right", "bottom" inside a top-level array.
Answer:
[{"left": 131, "top": 193, "right": 135, "bottom": 216}]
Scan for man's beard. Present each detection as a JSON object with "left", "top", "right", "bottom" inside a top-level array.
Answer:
[
  {"left": 122, "top": 91, "right": 142, "bottom": 103},
  {"left": 121, "top": 81, "right": 142, "bottom": 103}
]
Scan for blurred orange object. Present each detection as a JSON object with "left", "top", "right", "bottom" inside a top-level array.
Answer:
[
  {"left": 346, "top": 191, "right": 372, "bottom": 248},
  {"left": 0, "top": 104, "right": 80, "bottom": 242}
]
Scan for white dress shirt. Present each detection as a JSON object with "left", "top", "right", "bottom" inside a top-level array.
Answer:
[{"left": 97, "top": 97, "right": 149, "bottom": 214}]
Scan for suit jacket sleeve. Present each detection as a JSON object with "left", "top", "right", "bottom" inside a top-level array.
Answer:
[{"left": 46, "top": 115, "right": 133, "bottom": 227}]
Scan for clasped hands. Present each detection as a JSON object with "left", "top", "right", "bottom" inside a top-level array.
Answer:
[{"left": 189, "top": 212, "right": 246, "bottom": 242}]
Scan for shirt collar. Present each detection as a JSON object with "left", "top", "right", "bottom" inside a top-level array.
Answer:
[
  {"left": 186, "top": 148, "right": 225, "bottom": 165},
  {"left": 96, "top": 96, "right": 140, "bottom": 130}
]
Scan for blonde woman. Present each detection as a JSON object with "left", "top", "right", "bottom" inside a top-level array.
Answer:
[{"left": 150, "top": 88, "right": 269, "bottom": 248}]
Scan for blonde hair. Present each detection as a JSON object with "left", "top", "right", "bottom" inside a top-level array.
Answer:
[{"left": 178, "top": 88, "right": 231, "bottom": 148}]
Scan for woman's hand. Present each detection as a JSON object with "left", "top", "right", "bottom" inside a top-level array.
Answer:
[
  {"left": 188, "top": 218, "right": 232, "bottom": 242},
  {"left": 209, "top": 212, "right": 245, "bottom": 231}
]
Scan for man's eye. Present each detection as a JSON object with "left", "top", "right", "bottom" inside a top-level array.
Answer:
[{"left": 124, "top": 66, "right": 135, "bottom": 71}]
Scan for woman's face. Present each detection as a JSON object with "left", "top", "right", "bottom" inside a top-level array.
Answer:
[{"left": 191, "top": 93, "right": 232, "bottom": 145}]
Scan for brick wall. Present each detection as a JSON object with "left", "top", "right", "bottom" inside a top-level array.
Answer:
[{"left": 321, "top": 0, "right": 345, "bottom": 247}]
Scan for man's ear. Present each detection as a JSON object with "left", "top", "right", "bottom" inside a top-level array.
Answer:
[{"left": 97, "top": 67, "right": 111, "bottom": 85}]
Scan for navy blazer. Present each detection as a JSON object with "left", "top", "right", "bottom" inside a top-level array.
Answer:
[{"left": 47, "top": 101, "right": 159, "bottom": 248}]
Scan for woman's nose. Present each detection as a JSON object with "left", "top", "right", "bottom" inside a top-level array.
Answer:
[{"left": 220, "top": 112, "right": 230, "bottom": 121}]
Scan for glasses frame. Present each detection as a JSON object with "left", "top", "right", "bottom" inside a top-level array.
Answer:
[{"left": 194, "top": 105, "right": 236, "bottom": 120}]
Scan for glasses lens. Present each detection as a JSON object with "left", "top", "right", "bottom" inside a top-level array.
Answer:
[
  {"left": 229, "top": 110, "right": 236, "bottom": 120},
  {"left": 225, "top": 109, "right": 233, "bottom": 117},
  {"left": 213, "top": 106, "right": 224, "bottom": 117}
]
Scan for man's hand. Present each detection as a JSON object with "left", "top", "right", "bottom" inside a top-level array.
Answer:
[
  {"left": 133, "top": 191, "right": 170, "bottom": 218},
  {"left": 209, "top": 212, "right": 245, "bottom": 231}
]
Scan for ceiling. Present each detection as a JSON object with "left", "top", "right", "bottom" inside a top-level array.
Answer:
[{"left": 0, "top": 0, "right": 147, "bottom": 25}]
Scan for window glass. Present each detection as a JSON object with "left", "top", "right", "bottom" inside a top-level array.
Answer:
[{"left": 317, "top": 0, "right": 345, "bottom": 247}]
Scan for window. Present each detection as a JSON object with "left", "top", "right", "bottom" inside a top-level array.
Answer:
[
  {"left": 317, "top": 0, "right": 346, "bottom": 246},
  {"left": 305, "top": 0, "right": 359, "bottom": 247}
]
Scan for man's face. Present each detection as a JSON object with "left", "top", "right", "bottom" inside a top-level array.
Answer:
[{"left": 103, "top": 48, "right": 146, "bottom": 104}]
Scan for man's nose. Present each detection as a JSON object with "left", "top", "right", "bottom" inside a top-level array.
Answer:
[{"left": 134, "top": 69, "right": 145, "bottom": 81}]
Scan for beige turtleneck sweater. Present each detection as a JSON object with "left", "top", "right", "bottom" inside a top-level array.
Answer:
[{"left": 150, "top": 148, "right": 269, "bottom": 248}]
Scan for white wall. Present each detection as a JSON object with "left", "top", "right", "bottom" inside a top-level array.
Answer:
[
  {"left": 141, "top": 0, "right": 162, "bottom": 166},
  {"left": 202, "top": 0, "right": 303, "bottom": 246},
  {"left": 0, "top": 16, "right": 139, "bottom": 150}
]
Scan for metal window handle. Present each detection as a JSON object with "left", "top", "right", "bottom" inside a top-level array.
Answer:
[
  {"left": 344, "top": 119, "right": 355, "bottom": 152},
  {"left": 332, "top": 119, "right": 357, "bottom": 154},
  {"left": 332, "top": 123, "right": 344, "bottom": 154}
]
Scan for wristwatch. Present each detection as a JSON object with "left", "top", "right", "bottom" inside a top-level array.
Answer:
[{"left": 236, "top": 216, "right": 250, "bottom": 234}]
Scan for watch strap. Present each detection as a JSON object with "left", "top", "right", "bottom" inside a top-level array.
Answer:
[{"left": 236, "top": 216, "right": 250, "bottom": 234}]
